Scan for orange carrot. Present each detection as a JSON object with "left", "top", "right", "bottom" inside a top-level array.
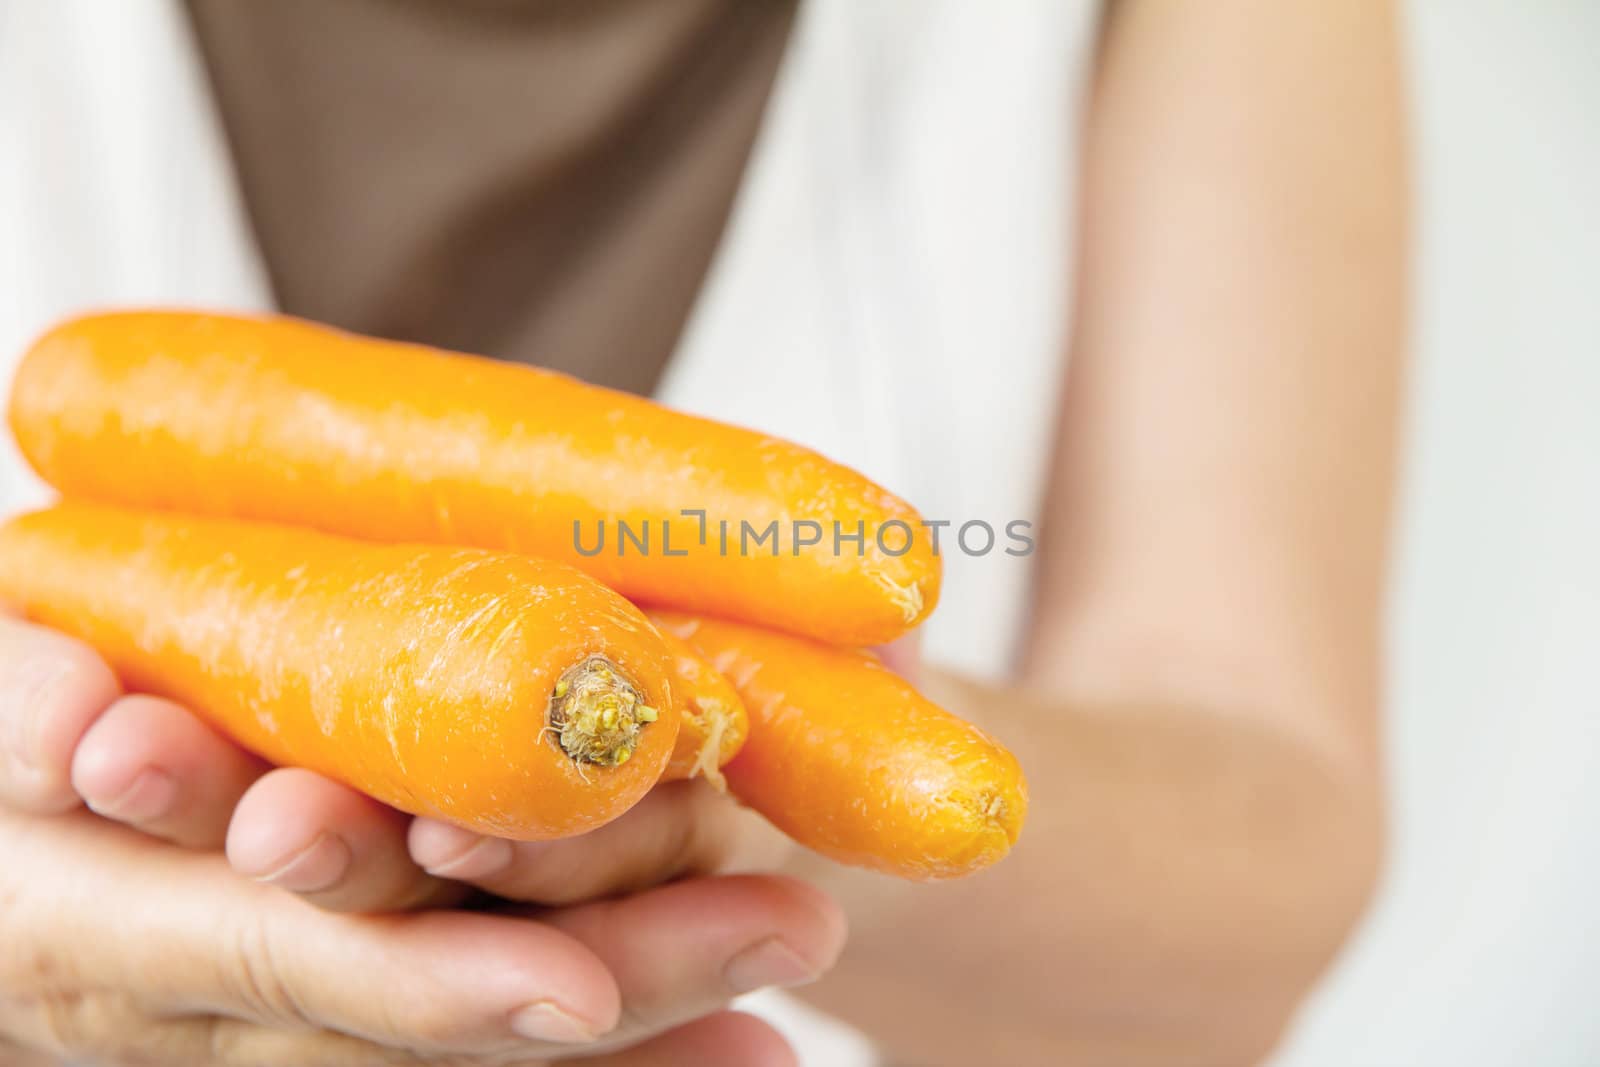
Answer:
[
  {"left": 0, "top": 503, "right": 679, "bottom": 840},
  {"left": 11, "top": 310, "right": 940, "bottom": 646},
  {"left": 653, "top": 612, "right": 1027, "bottom": 881},
  {"left": 657, "top": 628, "right": 749, "bottom": 790}
]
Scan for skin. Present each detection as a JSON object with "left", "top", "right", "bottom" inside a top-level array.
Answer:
[
  {"left": 0, "top": 0, "right": 1403, "bottom": 1062},
  {"left": 797, "top": 0, "right": 1408, "bottom": 1062},
  {"left": 0, "top": 614, "right": 835, "bottom": 1065}
]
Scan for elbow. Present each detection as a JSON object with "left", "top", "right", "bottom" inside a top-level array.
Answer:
[
  {"left": 1298, "top": 739, "right": 1385, "bottom": 977},
  {"left": 1205, "top": 713, "right": 1387, "bottom": 1063},
  {"left": 1096, "top": 689, "right": 1388, "bottom": 1061},
  {"left": 1036, "top": 611, "right": 1389, "bottom": 993},
  {"left": 1258, "top": 712, "right": 1386, "bottom": 977}
]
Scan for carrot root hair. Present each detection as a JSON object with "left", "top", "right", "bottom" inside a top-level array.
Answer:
[
  {"left": 876, "top": 572, "right": 926, "bottom": 624},
  {"left": 548, "top": 655, "right": 658, "bottom": 767},
  {"left": 682, "top": 700, "right": 733, "bottom": 791}
]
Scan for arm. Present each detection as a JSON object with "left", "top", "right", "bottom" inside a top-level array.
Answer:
[{"left": 801, "top": 1, "right": 1407, "bottom": 1062}]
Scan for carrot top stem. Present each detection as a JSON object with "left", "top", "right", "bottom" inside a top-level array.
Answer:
[{"left": 548, "top": 655, "right": 656, "bottom": 767}]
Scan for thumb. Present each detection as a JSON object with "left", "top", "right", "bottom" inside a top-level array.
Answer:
[
  {"left": 13, "top": 812, "right": 623, "bottom": 1053},
  {"left": 0, "top": 616, "right": 120, "bottom": 813}
]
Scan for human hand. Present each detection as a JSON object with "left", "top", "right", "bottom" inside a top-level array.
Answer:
[
  {"left": 0, "top": 806, "right": 836, "bottom": 1065},
  {"left": 0, "top": 615, "right": 840, "bottom": 1065},
  {"left": 1, "top": 613, "right": 792, "bottom": 913}
]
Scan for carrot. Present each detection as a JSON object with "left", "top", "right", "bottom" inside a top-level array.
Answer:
[
  {"left": 0, "top": 503, "right": 679, "bottom": 840},
  {"left": 11, "top": 310, "right": 940, "bottom": 646},
  {"left": 656, "top": 628, "right": 749, "bottom": 790},
  {"left": 652, "top": 612, "right": 1027, "bottom": 881}
]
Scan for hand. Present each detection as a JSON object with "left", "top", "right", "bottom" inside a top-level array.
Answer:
[
  {"left": 1, "top": 614, "right": 792, "bottom": 913},
  {"left": 0, "top": 807, "right": 837, "bottom": 1065},
  {"left": 0, "top": 615, "right": 841, "bottom": 1064}
]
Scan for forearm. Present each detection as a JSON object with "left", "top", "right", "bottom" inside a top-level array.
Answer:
[
  {"left": 799, "top": 670, "right": 1381, "bottom": 1066},
  {"left": 804, "top": 0, "right": 1406, "bottom": 1057}
]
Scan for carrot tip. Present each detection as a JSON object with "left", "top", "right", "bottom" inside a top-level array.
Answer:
[
  {"left": 963, "top": 787, "right": 1025, "bottom": 849},
  {"left": 548, "top": 655, "right": 655, "bottom": 767},
  {"left": 875, "top": 572, "right": 926, "bottom": 624}
]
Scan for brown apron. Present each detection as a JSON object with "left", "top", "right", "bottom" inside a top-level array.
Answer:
[{"left": 185, "top": 0, "right": 797, "bottom": 396}]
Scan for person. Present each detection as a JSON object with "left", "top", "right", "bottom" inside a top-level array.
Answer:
[{"left": 0, "top": 1, "right": 1406, "bottom": 1064}]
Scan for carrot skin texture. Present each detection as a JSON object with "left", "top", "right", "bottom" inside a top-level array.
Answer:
[
  {"left": 10, "top": 311, "right": 940, "bottom": 646},
  {"left": 0, "top": 504, "right": 679, "bottom": 839},
  {"left": 657, "top": 628, "right": 749, "bottom": 787},
  {"left": 652, "top": 612, "right": 1028, "bottom": 881}
]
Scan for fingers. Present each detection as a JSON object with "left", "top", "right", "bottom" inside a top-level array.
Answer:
[
  {"left": 13, "top": 1009, "right": 795, "bottom": 1067},
  {"left": 227, "top": 768, "right": 454, "bottom": 912},
  {"left": 536, "top": 873, "right": 847, "bottom": 1046},
  {"left": 0, "top": 618, "right": 271, "bottom": 850},
  {"left": 216, "top": 897, "right": 622, "bottom": 1051},
  {"left": 2, "top": 810, "right": 625, "bottom": 1053},
  {"left": 587, "top": 1011, "right": 798, "bottom": 1067},
  {"left": 0, "top": 616, "right": 120, "bottom": 812},
  {"left": 408, "top": 779, "right": 752, "bottom": 904},
  {"left": 206, "top": 1009, "right": 798, "bottom": 1067},
  {"left": 69, "top": 694, "right": 267, "bottom": 847},
  {"left": 201, "top": 866, "right": 841, "bottom": 1056},
  {"left": 3, "top": 809, "right": 838, "bottom": 1063}
]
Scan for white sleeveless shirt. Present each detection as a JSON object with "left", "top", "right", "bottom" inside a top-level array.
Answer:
[
  {"left": 661, "top": 1, "right": 1096, "bottom": 681},
  {"left": 6, "top": 3, "right": 1600, "bottom": 1066}
]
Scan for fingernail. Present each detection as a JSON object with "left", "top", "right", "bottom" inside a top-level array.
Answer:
[
  {"left": 509, "top": 1000, "right": 600, "bottom": 1044},
  {"left": 251, "top": 832, "right": 351, "bottom": 893},
  {"left": 85, "top": 768, "right": 178, "bottom": 823},
  {"left": 723, "top": 937, "right": 819, "bottom": 994},
  {"left": 416, "top": 825, "right": 515, "bottom": 879}
]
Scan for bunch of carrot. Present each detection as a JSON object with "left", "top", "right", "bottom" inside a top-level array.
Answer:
[{"left": 1, "top": 311, "right": 1025, "bottom": 880}]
